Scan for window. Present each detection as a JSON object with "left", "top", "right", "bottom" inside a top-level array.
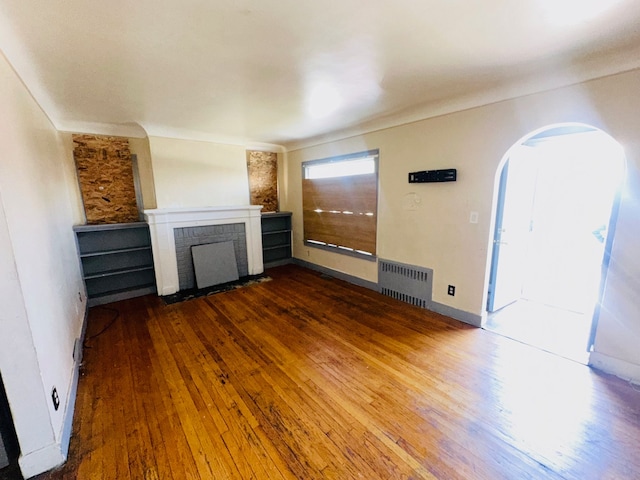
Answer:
[{"left": 302, "top": 150, "right": 378, "bottom": 258}]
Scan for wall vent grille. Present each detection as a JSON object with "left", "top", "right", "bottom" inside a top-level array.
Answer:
[{"left": 378, "top": 259, "right": 433, "bottom": 309}]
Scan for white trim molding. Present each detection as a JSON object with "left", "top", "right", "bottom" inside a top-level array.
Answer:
[
  {"left": 18, "top": 443, "right": 65, "bottom": 479},
  {"left": 589, "top": 351, "right": 640, "bottom": 384}
]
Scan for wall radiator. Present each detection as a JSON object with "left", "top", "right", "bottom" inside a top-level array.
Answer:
[{"left": 378, "top": 259, "right": 433, "bottom": 309}]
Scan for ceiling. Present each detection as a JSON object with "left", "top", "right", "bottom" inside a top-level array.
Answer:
[{"left": 1, "top": 0, "right": 640, "bottom": 150}]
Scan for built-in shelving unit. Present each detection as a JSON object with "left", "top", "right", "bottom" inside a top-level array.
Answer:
[
  {"left": 261, "top": 212, "right": 292, "bottom": 268},
  {"left": 74, "top": 222, "right": 156, "bottom": 306}
]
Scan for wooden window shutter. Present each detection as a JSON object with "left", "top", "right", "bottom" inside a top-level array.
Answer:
[{"left": 302, "top": 151, "right": 378, "bottom": 255}]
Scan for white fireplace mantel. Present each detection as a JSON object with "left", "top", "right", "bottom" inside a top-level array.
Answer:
[{"left": 144, "top": 206, "right": 264, "bottom": 295}]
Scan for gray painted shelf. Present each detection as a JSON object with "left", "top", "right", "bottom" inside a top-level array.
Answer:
[
  {"left": 74, "top": 222, "right": 157, "bottom": 306},
  {"left": 261, "top": 212, "right": 292, "bottom": 268}
]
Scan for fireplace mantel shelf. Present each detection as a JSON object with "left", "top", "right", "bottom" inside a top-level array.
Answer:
[
  {"left": 144, "top": 206, "right": 264, "bottom": 295},
  {"left": 145, "top": 206, "right": 263, "bottom": 224}
]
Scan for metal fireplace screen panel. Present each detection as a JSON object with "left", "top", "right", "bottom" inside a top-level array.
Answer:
[{"left": 191, "top": 241, "right": 239, "bottom": 289}]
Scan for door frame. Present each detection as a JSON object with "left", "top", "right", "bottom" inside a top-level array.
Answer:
[
  {"left": 482, "top": 122, "right": 625, "bottom": 352},
  {"left": 486, "top": 161, "right": 510, "bottom": 312}
]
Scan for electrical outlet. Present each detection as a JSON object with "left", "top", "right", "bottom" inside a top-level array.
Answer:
[
  {"left": 51, "top": 387, "right": 60, "bottom": 411},
  {"left": 448, "top": 285, "right": 455, "bottom": 296}
]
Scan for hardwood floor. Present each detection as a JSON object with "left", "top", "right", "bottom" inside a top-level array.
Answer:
[
  {"left": 485, "top": 299, "right": 591, "bottom": 364},
  {"left": 36, "top": 265, "right": 640, "bottom": 479}
]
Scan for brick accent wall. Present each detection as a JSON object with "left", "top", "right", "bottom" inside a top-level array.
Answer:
[{"left": 174, "top": 223, "right": 247, "bottom": 290}]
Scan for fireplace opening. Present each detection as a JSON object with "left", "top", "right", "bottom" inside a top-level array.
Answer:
[{"left": 174, "top": 223, "right": 248, "bottom": 291}]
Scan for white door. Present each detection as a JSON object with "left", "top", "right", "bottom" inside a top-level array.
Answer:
[
  {"left": 521, "top": 135, "right": 622, "bottom": 314},
  {"left": 487, "top": 149, "right": 538, "bottom": 312}
]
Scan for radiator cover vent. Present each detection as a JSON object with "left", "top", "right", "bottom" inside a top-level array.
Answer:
[{"left": 378, "top": 259, "right": 433, "bottom": 309}]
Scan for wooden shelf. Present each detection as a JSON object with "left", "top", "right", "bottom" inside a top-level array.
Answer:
[
  {"left": 86, "top": 284, "right": 157, "bottom": 307},
  {"left": 83, "top": 265, "right": 154, "bottom": 280},
  {"left": 263, "top": 244, "right": 291, "bottom": 252},
  {"left": 74, "top": 223, "right": 156, "bottom": 305},
  {"left": 80, "top": 246, "right": 151, "bottom": 258},
  {"left": 261, "top": 212, "right": 292, "bottom": 268}
]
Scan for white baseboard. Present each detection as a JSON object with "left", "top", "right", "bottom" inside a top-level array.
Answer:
[
  {"left": 429, "top": 301, "right": 483, "bottom": 327},
  {"left": 18, "top": 442, "right": 64, "bottom": 479},
  {"left": 59, "top": 355, "right": 80, "bottom": 460},
  {"left": 19, "top": 305, "right": 88, "bottom": 478},
  {"left": 589, "top": 351, "right": 640, "bottom": 384},
  {"left": 60, "top": 305, "right": 88, "bottom": 458}
]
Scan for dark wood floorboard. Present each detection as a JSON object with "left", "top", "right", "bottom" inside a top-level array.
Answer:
[{"left": 35, "top": 264, "right": 640, "bottom": 479}]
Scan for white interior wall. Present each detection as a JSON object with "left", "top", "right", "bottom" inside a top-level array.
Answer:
[
  {"left": 0, "top": 191, "right": 56, "bottom": 461},
  {"left": 1, "top": 41, "right": 640, "bottom": 480},
  {"left": 129, "top": 136, "right": 158, "bottom": 210},
  {"left": 60, "top": 133, "right": 159, "bottom": 220},
  {"left": 283, "top": 68, "right": 640, "bottom": 381},
  {"left": 0, "top": 51, "right": 86, "bottom": 477},
  {"left": 149, "top": 136, "right": 249, "bottom": 209}
]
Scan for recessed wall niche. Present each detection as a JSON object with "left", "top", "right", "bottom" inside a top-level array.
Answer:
[
  {"left": 246, "top": 150, "right": 278, "bottom": 212},
  {"left": 73, "top": 134, "right": 140, "bottom": 224}
]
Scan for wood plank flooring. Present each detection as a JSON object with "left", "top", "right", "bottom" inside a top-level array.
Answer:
[{"left": 36, "top": 265, "right": 640, "bottom": 479}]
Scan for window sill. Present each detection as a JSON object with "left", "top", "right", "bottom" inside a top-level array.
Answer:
[{"left": 304, "top": 241, "right": 377, "bottom": 262}]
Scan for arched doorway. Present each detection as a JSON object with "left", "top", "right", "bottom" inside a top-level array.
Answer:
[{"left": 484, "top": 124, "right": 625, "bottom": 363}]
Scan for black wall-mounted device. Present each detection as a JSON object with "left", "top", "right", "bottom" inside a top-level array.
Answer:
[{"left": 408, "top": 168, "right": 457, "bottom": 183}]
